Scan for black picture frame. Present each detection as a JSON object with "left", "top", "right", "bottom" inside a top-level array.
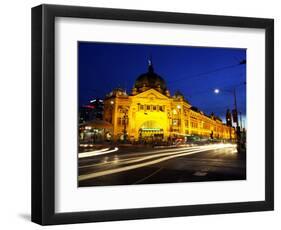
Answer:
[{"left": 31, "top": 4, "right": 274, "bottom": 225}]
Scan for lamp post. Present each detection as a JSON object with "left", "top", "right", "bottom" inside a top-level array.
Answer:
[
  {"left": 172, "top": 105, "right": 181, "bottom": 139},
  {"left": 214, "top": 87, "right": 242, "bottom": 147},
  {"left": 177, "top": 105, "right": 181, "bottom": 135},
  {"left": 239, "top": 111, "right": 243, "bottom": 129},
  {"left": 121, "top": 107, "right": 129, "bottom": 143}
]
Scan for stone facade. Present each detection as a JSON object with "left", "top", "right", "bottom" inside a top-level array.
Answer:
[{"left": 103, "top": 62, "right": 235, "bottom": 142}]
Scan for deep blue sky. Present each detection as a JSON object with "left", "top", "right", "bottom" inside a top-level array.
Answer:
[{"left": 78, "top": 42, "right": 246, "bottom": 123}]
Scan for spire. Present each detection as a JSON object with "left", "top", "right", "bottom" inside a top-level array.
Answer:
[
  {"left": 226, "top": 108, "right": 232, "bottom": 127},
  {"left": 148, "top": 55, "right": 154, "bottom": 73}
]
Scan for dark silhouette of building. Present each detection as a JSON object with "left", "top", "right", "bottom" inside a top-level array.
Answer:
[{"left": 79, "top": 99, "right": 104, "bottom": 123}]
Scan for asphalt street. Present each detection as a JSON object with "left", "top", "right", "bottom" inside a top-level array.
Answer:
[{"left": 78, "top": 143, "right": 246, "bottom": 187}]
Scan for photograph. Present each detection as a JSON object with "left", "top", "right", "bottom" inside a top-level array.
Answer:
[
  {"left": 30, "top": 3, "right": 274, "bottom": 225},
  {"left": 78, "top": 42, "right": 247, "bottom": 187}
]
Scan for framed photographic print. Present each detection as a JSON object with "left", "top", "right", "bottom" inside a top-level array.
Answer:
[{"left": 31, "top": 4, "right": 274, "bottom": 225}]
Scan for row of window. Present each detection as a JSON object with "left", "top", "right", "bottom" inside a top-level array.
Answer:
[
  {"left": 174, "top": 119, "right": 230, "bottom": 132},
  {"left": 117, "top": 117, "right": 129, "bottom": 126},
  {"left": 138, "top": 104, "right": 165, "bottom": 112},
  {"left": 191, "top": 121, "right": 198, "bottom": 128},
  {"left": 115, "top": 116, "right": 229, "bottom": 131}
]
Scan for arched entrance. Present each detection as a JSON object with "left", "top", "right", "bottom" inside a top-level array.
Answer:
[{"left": 138, "top": 120, "right": 164, "bottom": 143}]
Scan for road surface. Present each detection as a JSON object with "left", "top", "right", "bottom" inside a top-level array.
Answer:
[{"left": 78, "top": 143, "right": 246, "bottom": 187}]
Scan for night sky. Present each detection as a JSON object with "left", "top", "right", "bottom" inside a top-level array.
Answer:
[{"left": 78, "top": 42, "right": 246, "bottom": 125}]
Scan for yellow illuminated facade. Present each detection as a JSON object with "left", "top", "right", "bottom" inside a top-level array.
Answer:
[{"left": 103, "top": 62, "right": 236, "bottom": 142}]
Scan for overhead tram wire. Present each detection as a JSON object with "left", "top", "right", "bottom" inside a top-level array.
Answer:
[
  {"left": 183, "top": 81, "right": 246, "bottom": 99},
  {"left": 167, "top": 60, "right": 246, "bottom": 85}
]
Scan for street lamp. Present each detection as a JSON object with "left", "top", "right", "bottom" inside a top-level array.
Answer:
[
  {"left": 121, "top": 107, "right": 129, "bottom": 143},
  {"left": 214, "top": 88, "right": 220, "bottom": 94}
]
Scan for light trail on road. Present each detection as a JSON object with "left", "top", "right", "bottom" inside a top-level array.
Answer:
[
  {"left": 78, "top": 147, "right": 118, "bottom": 158},
  {"left": 79, "top": 144, "right": 236, "bottom": 181},
  {"left": 79, "top": 146, "right": 202, "bottom": 169}
]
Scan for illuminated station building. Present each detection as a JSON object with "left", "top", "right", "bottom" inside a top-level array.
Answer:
[{"left": 103, "top": 61, "right": 236, "bottom": 142}]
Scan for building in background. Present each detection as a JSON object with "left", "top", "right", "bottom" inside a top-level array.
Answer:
[
  {"left": 103, "top": 61, "right": 236, "bottom": 142},
  {"left": 79, "top": 99, "right": 104, "bottom": 123},
  {"left": 79, "top": 99, "right": 110, "bottom": 143}
]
